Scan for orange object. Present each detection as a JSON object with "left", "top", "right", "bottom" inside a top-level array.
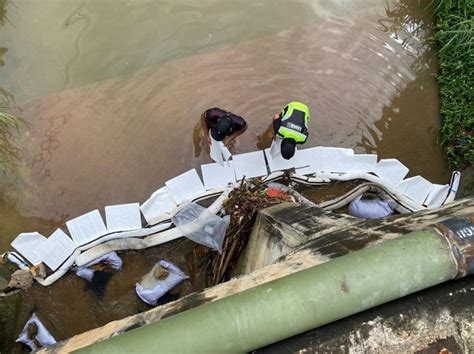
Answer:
[{"left": 266, "top": 187, "right": 289, "bottom": 199}]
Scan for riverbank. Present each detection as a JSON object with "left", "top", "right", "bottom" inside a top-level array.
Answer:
[{"left": 433, "top": 0, "right": 473, "bottom": 169}]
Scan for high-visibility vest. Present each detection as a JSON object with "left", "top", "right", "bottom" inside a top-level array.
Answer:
[{"left": 276, "top": 101, "right": 310, "bottom": 143}]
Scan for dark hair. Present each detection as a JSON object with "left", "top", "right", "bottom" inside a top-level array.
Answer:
[
  {"left": 211, "top": 116, "right": 233, "bottom": 141},
  {"left": 281, "top": 138, "right": 296, "bottom": 160}
]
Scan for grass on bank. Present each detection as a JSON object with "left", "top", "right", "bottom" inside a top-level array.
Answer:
[{"left": 432, "top": 0, "right": 473, "bottom": 169}]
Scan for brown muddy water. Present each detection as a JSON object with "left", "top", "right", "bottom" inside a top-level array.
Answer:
[{"left": 0, "top": 0, "right": 451, "bottom": 350}]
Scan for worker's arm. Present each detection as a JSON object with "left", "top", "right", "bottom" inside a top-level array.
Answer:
[
  {"left": 200, "top": 113, "right": 211, "bottom": 146},
  {"left": 223, "top": 123, "right": 247, "bottom": 145}
]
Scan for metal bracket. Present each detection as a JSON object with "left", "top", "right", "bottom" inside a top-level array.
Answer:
[{"left": 436, "top": 216, "right": 474, "bottom": 277}]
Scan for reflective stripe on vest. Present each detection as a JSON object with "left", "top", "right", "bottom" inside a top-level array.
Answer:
[{"left": 277, "top": 126, "right": 307, "bottom": 143}]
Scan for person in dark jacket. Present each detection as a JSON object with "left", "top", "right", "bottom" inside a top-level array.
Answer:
[{"left": 201, "top": 107, "right": 247, "bottom": 146}]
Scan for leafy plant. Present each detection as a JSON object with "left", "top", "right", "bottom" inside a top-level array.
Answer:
[{"left": 432, "top": 0, "right": 473, "bottom": 168}]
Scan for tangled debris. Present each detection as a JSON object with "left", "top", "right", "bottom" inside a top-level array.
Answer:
[{"left": 207, "top": 179, "right": 293, "bottom": 286}]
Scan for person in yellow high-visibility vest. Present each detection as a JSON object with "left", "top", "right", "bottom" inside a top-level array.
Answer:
[{"left": 272, "top": 101, "right": 310, "bottom": 159}]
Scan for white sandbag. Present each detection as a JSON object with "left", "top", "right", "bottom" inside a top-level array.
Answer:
[
  {"left": 16, "top": 313, "right": 56, "bottom": 351},
  {"left": 348, "top": 195, "right": 395, "bottom": 219},
  {"left": 172, "top": 202, "right": 230, "bottom": 253},
  {"left": 75, "top": 252, "right": 123, "bottom": 281},
  {"left": 135, "top": 260, "right": 188, "bottom": 306}
]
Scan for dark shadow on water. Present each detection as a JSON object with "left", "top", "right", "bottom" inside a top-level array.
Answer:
[{"left": 84, "top": 271, "right": 114, "bottom": 297}]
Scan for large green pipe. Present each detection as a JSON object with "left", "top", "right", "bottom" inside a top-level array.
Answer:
[{"left": 78, "top": 229, "right": 463, "bottom": 353}]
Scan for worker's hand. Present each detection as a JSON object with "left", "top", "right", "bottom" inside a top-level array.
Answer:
[{"left": 273, "top": 113, "right": 279, "bottom": 120}]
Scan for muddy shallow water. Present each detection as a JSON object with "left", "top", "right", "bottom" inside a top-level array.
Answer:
[{"left": 0, "top": 0, "right": 451, "bottom": 350}]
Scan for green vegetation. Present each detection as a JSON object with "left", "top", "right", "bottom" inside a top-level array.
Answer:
[
  {"left": 0, "top": 0, "right": 6, "bottom": 26},
  {"left": 0, "top": 0, "right": 20, "bottom": 174},
  {"left": 0, "top": 111, "right": 22, "bottom": 173},
  {"left": 432, "top": 0, "right": 473, "bottom": 168}
]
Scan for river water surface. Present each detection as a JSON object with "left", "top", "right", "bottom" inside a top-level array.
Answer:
[{"left": 0, "top": 0, "right": 451, "bottom": 348}]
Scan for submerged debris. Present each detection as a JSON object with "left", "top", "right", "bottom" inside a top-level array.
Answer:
[
  {"left": 30, "top": 263, "right": 47, "bottom": 279},
  {"left": 208, "top": 179, "right": 292, "bottom": 286}
]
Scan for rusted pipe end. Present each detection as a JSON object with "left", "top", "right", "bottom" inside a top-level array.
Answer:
[{"left": 436, "top": 217, "right": 474, "bottom": 278}]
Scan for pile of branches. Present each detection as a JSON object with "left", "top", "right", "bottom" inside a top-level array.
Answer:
[{"left": 207, "top": 179, "right": 291, "bottom": 286}]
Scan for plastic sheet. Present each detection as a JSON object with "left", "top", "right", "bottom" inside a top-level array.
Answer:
[
  {"left": 172, "top": 203, "right": 230, "bottom": 253},
  {"left": 135, "top": 260, "right": 188, "bottom": 306},
  {"left": 348, "top": 195, "right": 395, "bottom": 219},
  {"left": 16, "top": 313, "right": 56, "bottom": 351}
]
